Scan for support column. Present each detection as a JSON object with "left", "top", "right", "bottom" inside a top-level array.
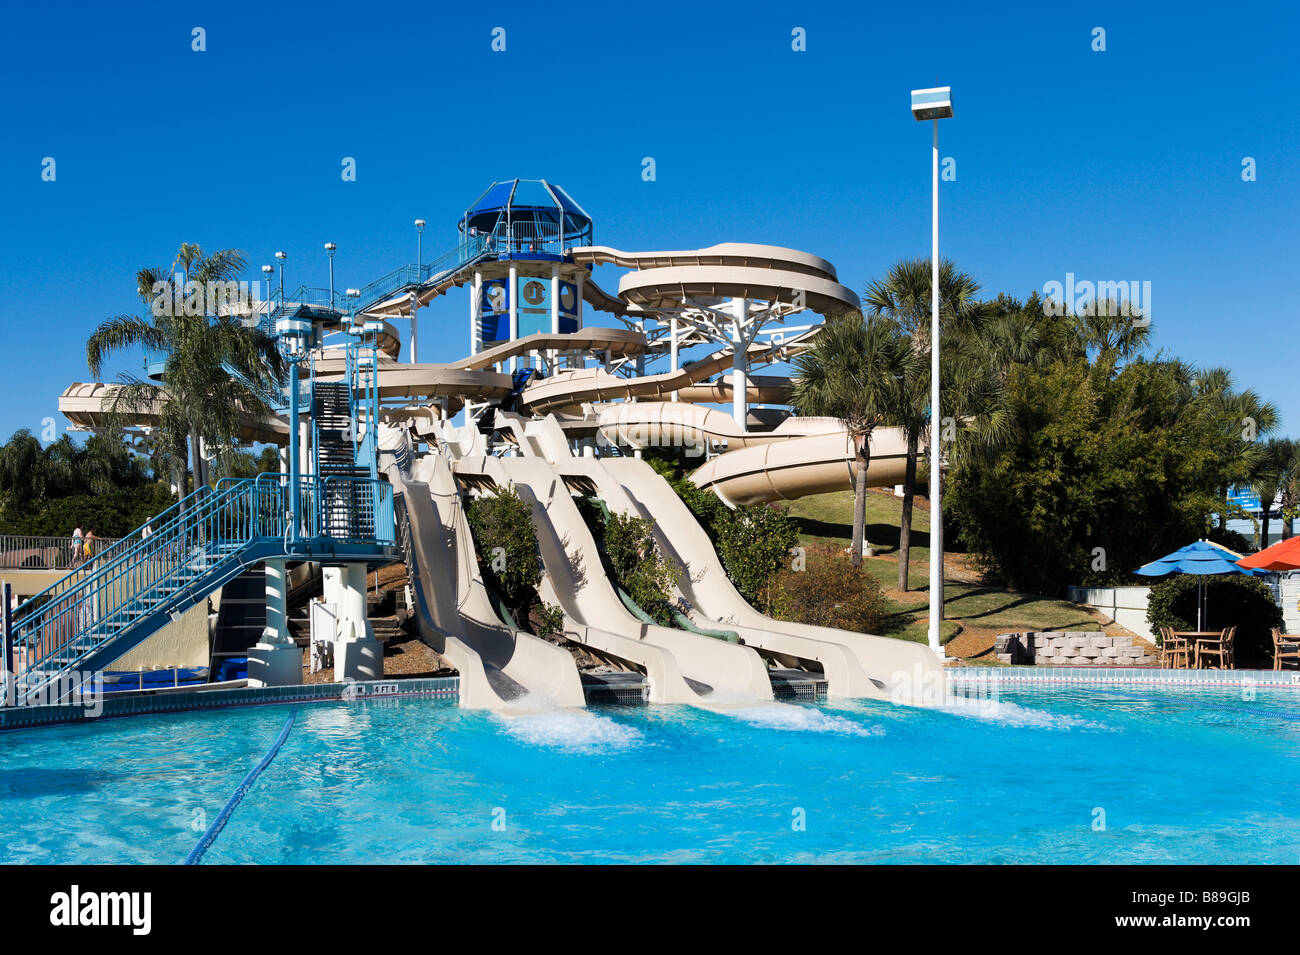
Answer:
[
  {"left": 246, "top": 559, "right": 302, "bottom": 687},
  {"left": 575, "top": 271, "right": 585, "bottom": 330},
  {"left": 732, "top": 298, "right": 749, "bottom": 429},
  {"left": 470, "top": 270, "right": 482, "bottom": 356},
  {"left": 549, "top": 263, "right": 561, "bottom": 371},
  {"left": 550, "top": 263, "right": 560, "bottom": 333},
  {"left": 670, "top": 318, "right": 680, "bottom": 402},
  {"left": 332, "top": 563, "right": 382, "bottom": 682},
  {"left": 409, "top": 292, "right": 419, "bottom": 364},
  {"left": 508, "top": 263, "right": 519, "bottom": 373}
]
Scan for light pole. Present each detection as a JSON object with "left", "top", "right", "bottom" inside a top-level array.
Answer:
[
  {"left": 413, "top": 220, "right": 426, "bottom": 364},
  {"left": 275, "top": 250, "right": 287, "bottom": 303},
  {"left": 911, "top": 85, "right": 952, "bottom": 659},
  {"left": 325, "top": 243, "right": 337, "bottom": 308},
  {"left": 261, "top": 264, "right": 274, "bottom": 326},
  {"left": 273, "top": 251, "right": 299, "bottom": 540}
]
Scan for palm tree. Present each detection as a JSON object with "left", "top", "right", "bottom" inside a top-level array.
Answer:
[
  {"left": 792, "top": 311, "right": 920, "bottom": 565},
  {"left": 1270, "top": 440, "right": 1300, "bottom": 541},
  {"left": 862, "top": 259, "right": 985, "bottom": 591},
  {"left": 1192, "top": 368, "right": 1280, "bottom": 532},
  {"left": 1250, "top": 439, "right": 1293, "bottom": 548},
  {"left": 86, "top": 244, "right": 284, "bottom": 508}
]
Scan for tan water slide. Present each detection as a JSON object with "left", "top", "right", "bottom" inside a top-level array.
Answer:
[
  {"left": 452, "top": 453, "right": 774, "bottom": 704},
  {"left": 383, "top": 443, "right": 584, "bottom": 710},
  {"left": 601, "top": 457, "right": 941, "bottom": 698},
  {"left": 570, "top": 243, "right": 860, "bottom": 314},
  {"left": 500, "top": 414, "right": 940, "bottom": 699}
]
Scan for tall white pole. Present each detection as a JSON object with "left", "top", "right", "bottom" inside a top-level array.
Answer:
[
  {"left": 732, "top": 298, "right": 748, "bottom": 428},
  {"left": 408, "top": 292, "right": 419, "bottom": 364},
  {"left": 927, "top": 118, "right": 944, "bottom": 657},
  {"left": 670, "top": 318, "right": 680, "bottom": 402}
]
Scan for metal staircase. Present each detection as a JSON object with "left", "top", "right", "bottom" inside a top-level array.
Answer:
[{"left": 9, "top": 474, "right": 396, "bottom": 706}]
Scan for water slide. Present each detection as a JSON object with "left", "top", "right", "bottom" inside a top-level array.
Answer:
[
  {"left": 381, "top": 442, "right": 585, "bottom": 710},
  {"left": 601, "top": 457, "right": 941, "bottom": 699},
  {"left": 570, "top": 243, "right": 860, "bottom": 315},
  {"left": 519, "top": 335, "right": 808, "bottom": 415},
  {"left": 451, "top": 453, "right": 775, "bottom": 704},
  {"left": 496, "top": 414, "right": 939, "bottom": 699}
]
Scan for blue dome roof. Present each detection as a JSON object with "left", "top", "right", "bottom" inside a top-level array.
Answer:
[{"left": 459, "top": 179, "right": 593, "bottom": 252}]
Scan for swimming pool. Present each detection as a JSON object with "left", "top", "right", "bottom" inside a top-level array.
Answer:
[{"left": 2, "top": 684, "right": 1298, "bottom": 864}]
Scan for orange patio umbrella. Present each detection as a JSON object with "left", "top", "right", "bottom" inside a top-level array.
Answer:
[{"left": 1237, "top": 536, "right": 1300, "bottom": 572}]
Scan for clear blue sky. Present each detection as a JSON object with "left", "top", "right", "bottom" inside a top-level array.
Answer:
[{"left": 1, "top": 0, "right": 1296, "bottom": 441}]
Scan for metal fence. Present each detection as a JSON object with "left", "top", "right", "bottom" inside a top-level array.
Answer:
[{"left": 0, "top": 535, "right": 121, "bottom": 571}]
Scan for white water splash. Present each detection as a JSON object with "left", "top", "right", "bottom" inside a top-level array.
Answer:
[
  {"left": 936, "top": 698, "right": 1112, "bottom": 732},
  {"left": 494, "top": 709, "right": 644, "bottom": 753},
  {"left": 728, "top": 704, "right": 884, "bottom": 737}
]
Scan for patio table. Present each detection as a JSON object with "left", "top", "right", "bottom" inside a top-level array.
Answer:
[{"left": 1172, "top": 631, "right": 1231, "bottom": 669}]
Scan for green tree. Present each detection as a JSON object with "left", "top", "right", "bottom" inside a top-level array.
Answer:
[
  {"left": 85, "top": 243, "right": 284, "bottom": 507},
  {"left": 715, "top": 503, "right": 799, "bottom": 609},
  {"left": 863, "top": 259, "right": 1006, "bottom": 590},
  {"left": 1191, "top": 367, "right": 1279, "bottom": 533},
  {"left": 600, "top": 510, "right": 679, "bottom": 625},
  {"left": 792, "top": 311, "right": 920, "bottom": 565},
  {"left": 465, "top": 486, "right": 543, "bottom": 624},
  {"left": 945, "top": 304, "right": 1242, "bottom": 595}
]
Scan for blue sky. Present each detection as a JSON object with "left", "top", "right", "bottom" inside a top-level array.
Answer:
[{"left": 1, "top": 0, "right": 1296, "bottom": 441}]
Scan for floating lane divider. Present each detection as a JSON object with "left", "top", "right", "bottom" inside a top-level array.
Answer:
[{"left": 183, "top": 709, "right": 297, "bottom": 865}]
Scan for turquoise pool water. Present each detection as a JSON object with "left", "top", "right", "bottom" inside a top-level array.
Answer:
[{"left": 2, "top": 685, "right": 1298, "bottom": 864}]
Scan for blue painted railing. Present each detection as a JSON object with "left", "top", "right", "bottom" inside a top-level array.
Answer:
[
  {"left": 265, "top": 234, "right": 491, "bottom": 328},
  {"left": 10, "top": 474, "right": 394, "bottom": 706}
]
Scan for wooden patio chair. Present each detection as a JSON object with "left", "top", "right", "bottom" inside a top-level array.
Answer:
[
  {"left": 1197, "top": 627, "right": 1236, "bottom": 670},
  {"left": 1272, "top": 628, "right": 1300, "bottom": 671},
  {"left": 1160, "top": 627, "right": 1190, "bottom": 669}
]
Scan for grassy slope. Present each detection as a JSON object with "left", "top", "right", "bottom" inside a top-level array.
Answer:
[{"left": 784, "top": 489, "right": 1100, "bottom": 658}]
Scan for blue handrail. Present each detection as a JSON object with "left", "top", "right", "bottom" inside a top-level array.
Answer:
[
  {"left": 260, "top": 234, "right": 490, "bottom": 330},
  {"left": 10, "top": 474, "right": 395, "bottom": 706}
]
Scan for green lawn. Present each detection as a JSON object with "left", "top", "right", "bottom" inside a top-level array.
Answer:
[{"left": 785, "top": 489, "right": 1101, "bottom": 654}]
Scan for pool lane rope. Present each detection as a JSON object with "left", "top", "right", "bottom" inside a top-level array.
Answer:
[{"left": 184, "top": 709, "right": 297, "bottom": 865}]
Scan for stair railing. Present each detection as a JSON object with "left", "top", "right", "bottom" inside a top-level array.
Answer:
[{"left": 11, "top": 479, "right": 273, "bottom": 705}]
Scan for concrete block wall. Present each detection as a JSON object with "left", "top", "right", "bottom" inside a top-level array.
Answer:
[
  {"left": 995, "top": 631, "right": 1158, "bottom": 667},
  {"left": 1067, "top": 586, "right": 1154, "bottom": 641}
]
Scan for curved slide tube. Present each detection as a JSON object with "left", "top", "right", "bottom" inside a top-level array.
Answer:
[
  {"left": 588, "top": 400, "right": 910, "bottom": 506},
  {"left": 689, "top": 426, "right": 910, "bottom": 506},
  {"left": 603, "top": 456, "right": 944, "bottom": 701},
  {"left": 570, "top": 243, "right": 859, "bottom": 314},
  {"left": 453, "top": 454, "right": 774, "bottom": 704},
  {"left": 520, "top": 333, "right": 809, "bottom": 415},
  {"left": 385, "top": 450, "right": 585, "bottom": 710}
]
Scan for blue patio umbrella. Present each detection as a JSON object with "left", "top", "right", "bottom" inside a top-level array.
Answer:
[{"left": 1134, "top": 540, "right": 1264, "bottom": 630}]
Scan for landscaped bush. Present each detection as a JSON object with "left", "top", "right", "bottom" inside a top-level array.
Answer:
[
  {"left": 769, "top": 545, "right": 887, "bottom": 634},
  {"left": 600, "top": 510, "right": 680, "bottom": 626},
  {"left": 530, "top": 602, "right": 565, "bottom": 640},
  {"left": 465, "top": 486, "right": 542, "bottom": 624},
  {"left": 716, "top": 503, "right": 800, "bottom": 609},
  {"left": 1146, "top": 574, "right": 1283, "bottom": 665}
]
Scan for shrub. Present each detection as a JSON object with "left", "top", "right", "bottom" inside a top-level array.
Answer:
[
  {"left": 600, "top": 510, "right": 679, "bottom": 626},
  {"left": 531, "top": 602, "right": 565, "bottom": 639},
  {"left": 465, "top": 486, "right": 542, "bottom": 623},
  {"left": 769, "top": 546, "right": 887, "bottom": 634},
  {"left": 716, "top": 503, "right": 799, "bottom": 609},
  {"left": 1146, "top": 574, "right": 1283, "bottom": 664}
]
